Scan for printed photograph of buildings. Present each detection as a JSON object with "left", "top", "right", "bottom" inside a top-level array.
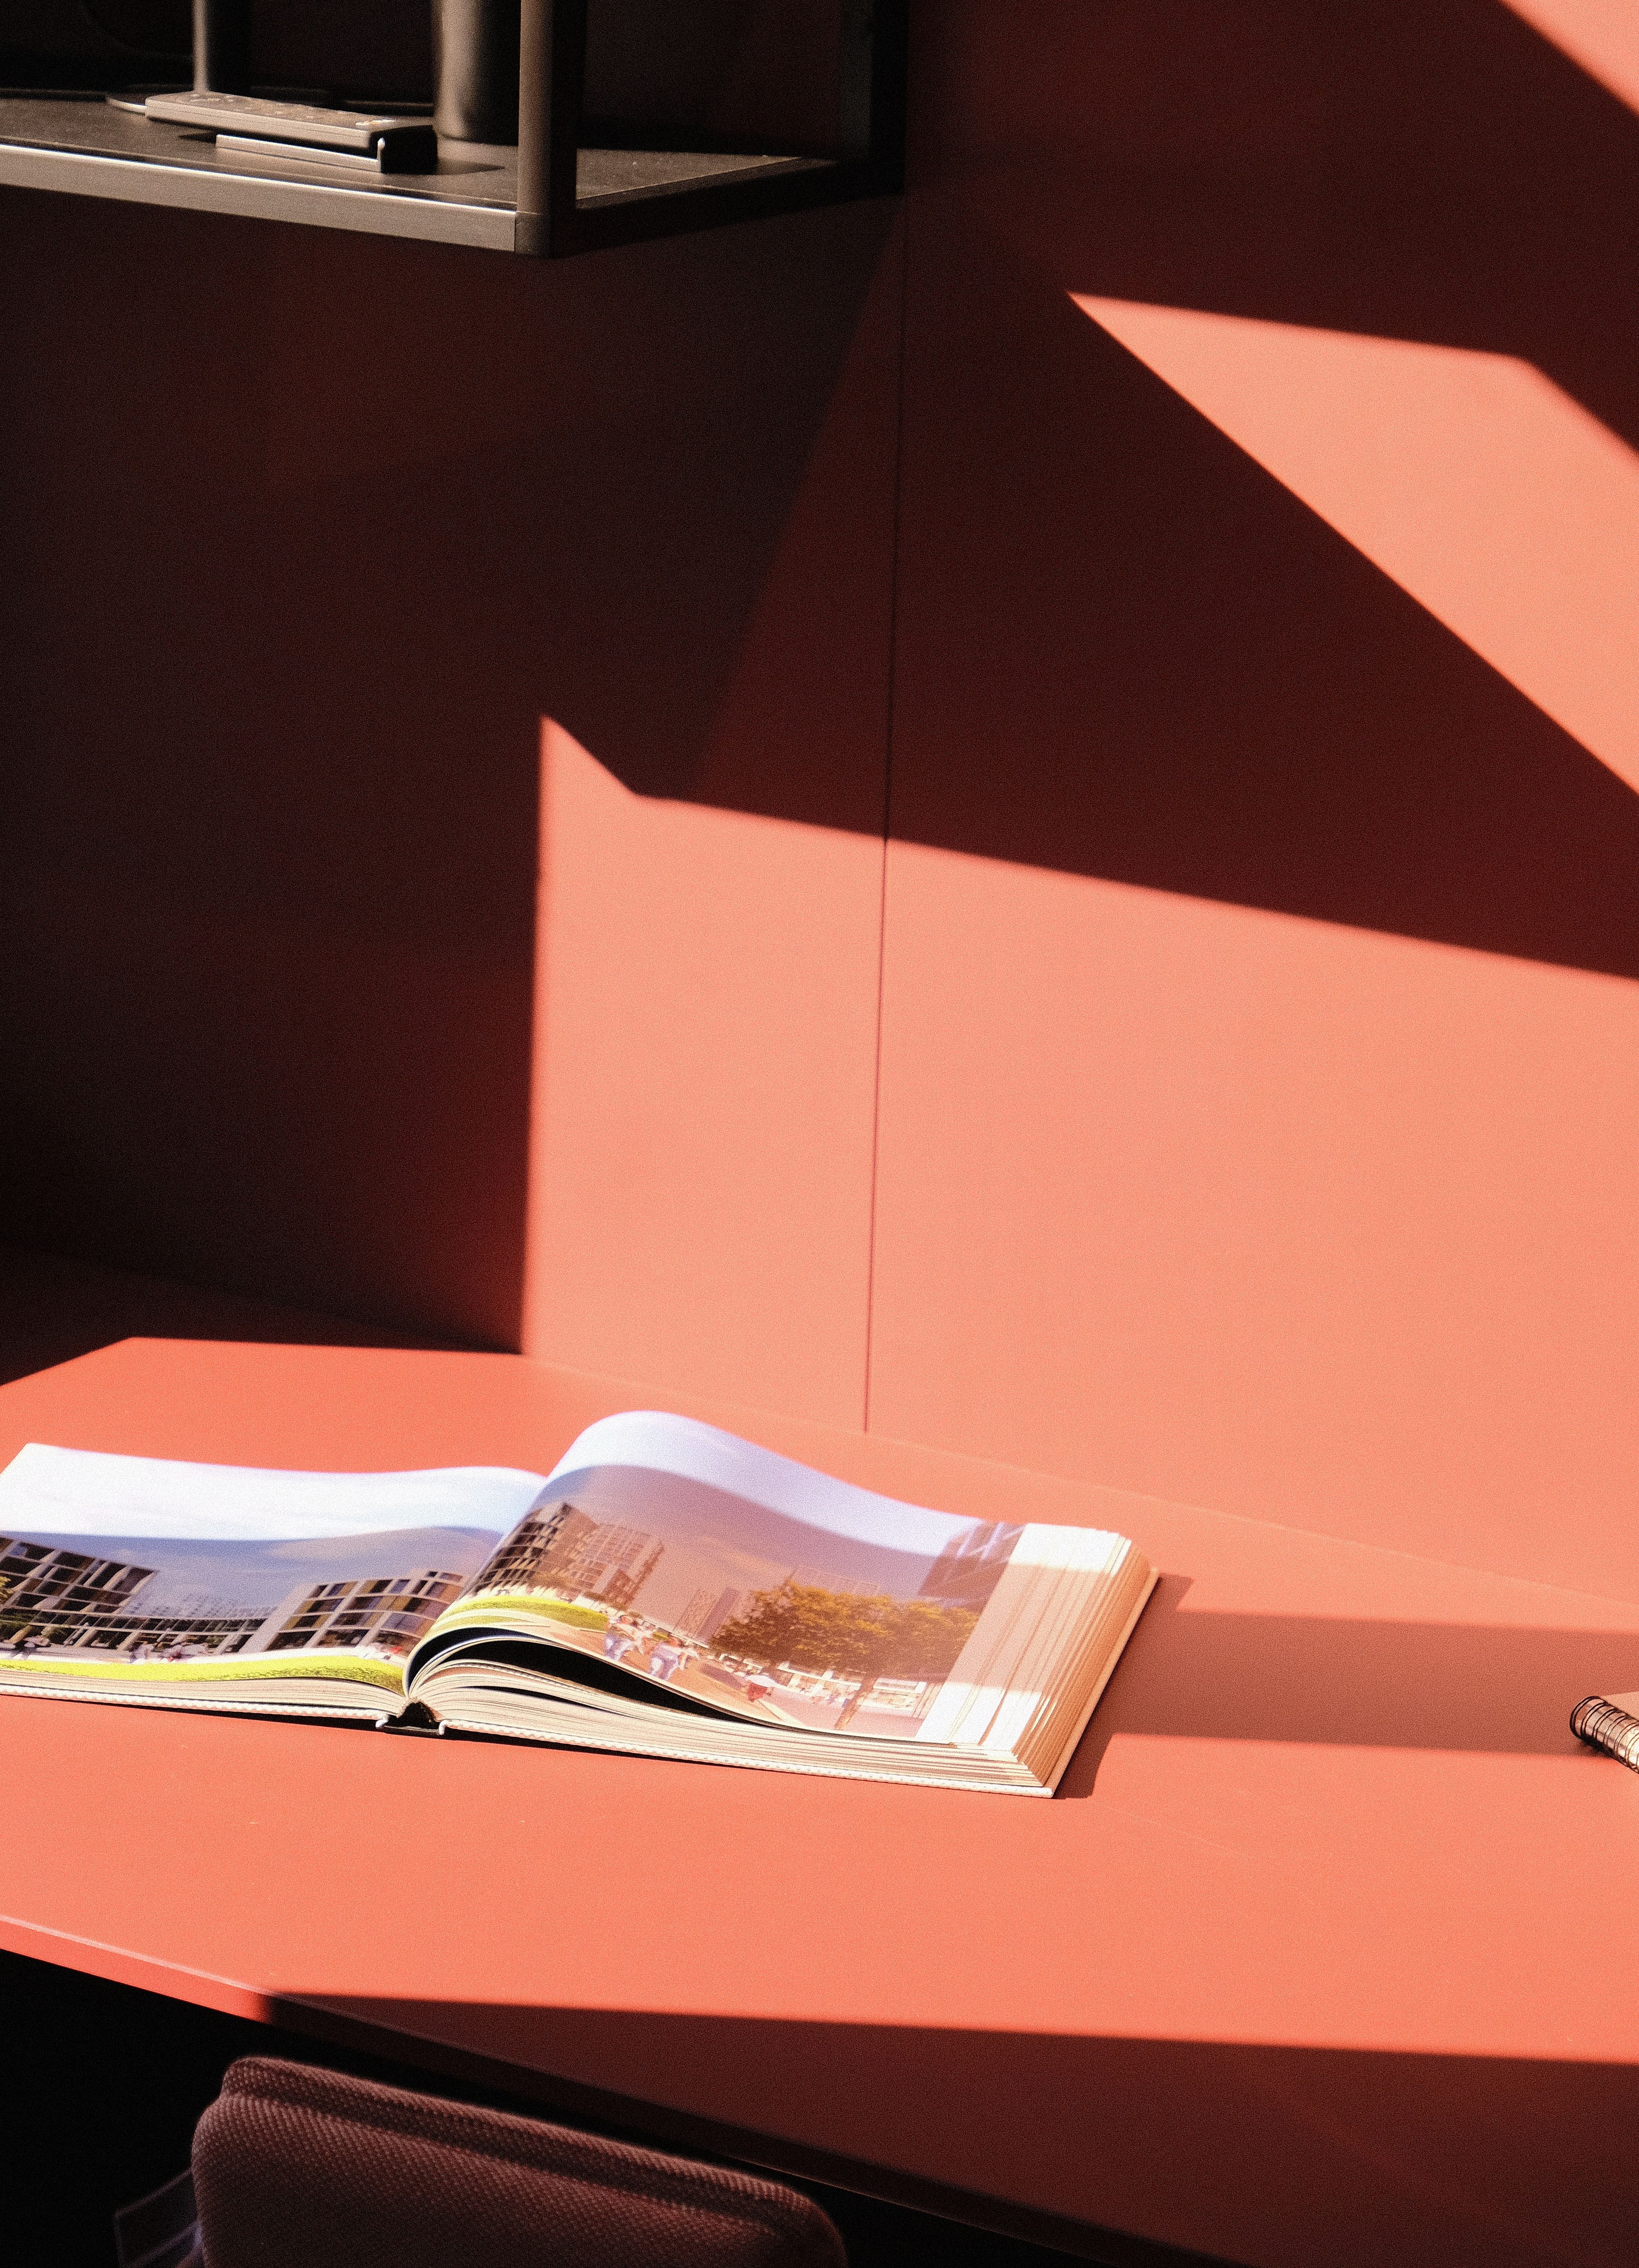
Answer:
[
  {"left": 463, "top": 1470, "right": 1025, "bottom": 1735},
  {"left": 0, "top": 1522, "right": 501, "bottom": 1663},
  {"left": 0, "top": 1433, "right": 1027, "bottom": 1730}
]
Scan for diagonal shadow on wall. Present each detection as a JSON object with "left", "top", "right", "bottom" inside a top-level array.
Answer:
[
  {"left": 888, "top": 210, "right": 1639, "bottom": 984},
  {"left": 920, "top": 0, "right": 1639, "bottom": 456}
]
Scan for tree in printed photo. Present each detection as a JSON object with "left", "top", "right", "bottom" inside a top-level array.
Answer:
[{"left": 713, "top": 1583, "right": 978, "bottom": 1726}]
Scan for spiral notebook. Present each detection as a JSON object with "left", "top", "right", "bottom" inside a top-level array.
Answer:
[{"left": 1571, "top": 1692, "right": 1639, "bottom": 1770}]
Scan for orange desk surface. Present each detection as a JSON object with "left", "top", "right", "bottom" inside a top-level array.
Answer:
[{"left": 2, "top": 1339, "right": 1637, "bottom": 2268}]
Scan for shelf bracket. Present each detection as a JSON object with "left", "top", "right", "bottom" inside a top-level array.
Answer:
[
  {"left": 515, "top": 0, "right": 587, "bottom": 257},
  {"left": 193, "top": 0, "right": 251, "bottom": 94}
]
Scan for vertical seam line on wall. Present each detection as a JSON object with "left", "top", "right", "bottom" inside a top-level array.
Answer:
[{"left": 861, "top": 204, "right": 911, "bottom": 1436}]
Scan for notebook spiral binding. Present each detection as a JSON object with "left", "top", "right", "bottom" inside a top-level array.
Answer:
[{"left": 1570, "top": 1695, "right": 1639, "bottom": 1770}]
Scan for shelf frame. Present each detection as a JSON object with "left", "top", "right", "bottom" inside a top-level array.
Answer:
[
  {"left": 513, "top": 0, "right": 907, "bottom": 256},
  {"left": 0, "top": 0, "right": 908, "bottom": 257}
]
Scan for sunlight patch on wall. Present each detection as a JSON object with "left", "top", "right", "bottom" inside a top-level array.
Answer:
[
  {"left": 1074, "top": 296, "right": 1639, "bottom": 797},
  {"left": 1498, "top": 0, "right": 1639, "bottom": 114},
  {"left": 523, "top": 722, "right": 882, "bottom": 1428}
]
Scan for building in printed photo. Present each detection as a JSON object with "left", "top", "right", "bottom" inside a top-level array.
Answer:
[
  {"left": 0, "top": 1535, "right": 268, "bottom": 1655},
  {"left": 916, "top": 1522, "right": 1025, "bottom": 1612},
  {"left": 679, "top": 1585, "right": 748, "bottom": 1642},
  {"left": 566, "top": 1524, "right": 663, "bottom": 1609},
  {"left": 97, "top": 1606, "right": 267, "bottom": 1656},
  {"left": 258, "top": 1569, "right": 468, "bottom": 1654},
  {"left": 471, "top": 1503, "right": 662, "bottom": 1610},
  {"left": 473, "top": 1502, "right": 598, "bottom": 1593},
  {"left": 783, "top": 1567, "right": 883, "bottom": 1600},
  {"left": 0, "top": 1532, "right": 156, "bottom": 1640}
]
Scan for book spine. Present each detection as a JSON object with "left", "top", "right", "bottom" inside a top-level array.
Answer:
[{"left": 1570, "top": 1695, "right": 1639, "bottom": 1769}]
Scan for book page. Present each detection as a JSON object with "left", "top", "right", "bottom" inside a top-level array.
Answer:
[
  {"left": 412, "top": 1411, "right": 1135, "bottom": 1746},
  {"left": 0, "top": 1444, "right": 546, "bottom": 1701}
]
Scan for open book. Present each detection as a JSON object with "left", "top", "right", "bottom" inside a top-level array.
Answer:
[{"left": 0, "top": 1411, "right": 1155, "bottom": 1796}]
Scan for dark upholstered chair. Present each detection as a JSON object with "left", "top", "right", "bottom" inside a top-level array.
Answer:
[{"left": 118, "top": 2056, "right": 847, "bottom": 2268}]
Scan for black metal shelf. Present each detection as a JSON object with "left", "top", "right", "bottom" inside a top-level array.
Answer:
[
  {"left": 0, "top": 0, "right": 905, "bottom": 256},
  {"left": 0, "top": 97, "right": 846, "bottom": 254}
]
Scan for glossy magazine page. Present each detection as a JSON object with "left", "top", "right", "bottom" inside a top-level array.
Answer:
[
  {"left": 407, "top": 1411, "right": 1142, "bottom": 1754},
  {"left": 0, "top": 1444, "right": 545, "bottom": 1713},
  {"left": 0, "top": 1420, "right": 1153, "bottom": 1789}
]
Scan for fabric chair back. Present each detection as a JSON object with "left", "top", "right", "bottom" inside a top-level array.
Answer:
[{"left": 185, "top": 2056, "right": 847, "bottom": 2268}]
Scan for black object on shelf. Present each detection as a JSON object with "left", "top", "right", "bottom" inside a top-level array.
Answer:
[
  {"left": 434, "top": 0, "right": 519, "bottom": 147},
  {"left": 191, "top": 0, "right": 247, "bottom": 94}
]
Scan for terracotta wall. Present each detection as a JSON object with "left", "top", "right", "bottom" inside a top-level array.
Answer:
[
  {"left": 5, "top": 2, "right": 1638, "bottom": 1595},
  {"left": 524, "top": 0, "right": 1639, "bottom": 1597},
  {"left": 867, "top": 0, "right": 1639, "bottom": 1597},
  {"left": 0, "top": 184, "right": 899, "bottom": 1362}
]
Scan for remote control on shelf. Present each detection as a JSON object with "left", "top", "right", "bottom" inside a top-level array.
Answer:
[{"left": 145, "top": 91, "right": 437, "bottom": 171}]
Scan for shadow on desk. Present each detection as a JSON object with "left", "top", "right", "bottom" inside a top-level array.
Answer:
[
  {"left": 0, "top": 1244, "right": 484, "bottom": 1388},
  {"left": 291, "top": 1998, "right": 1637, "bottom": 2268},
  {"left": 1062, "top": 1573, "right": 1639, "bottom": 1785},
  {"left": 14, "top": 1932, "right": 1630, "bottom": 2268},
  {"left": 7, "top": 1951, "right": 1211, "bottom": 2268}
]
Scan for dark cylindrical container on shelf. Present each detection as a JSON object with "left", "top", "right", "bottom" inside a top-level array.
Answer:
[
  {"left": 432, "top": 0, "right": 520, "bottom": 144},
  {"left": 193, "top": 0, "right": 252, "bottom": 92}
]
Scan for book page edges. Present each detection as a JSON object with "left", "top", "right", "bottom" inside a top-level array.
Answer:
[
  {"left": 0, "top": 1674, "right": 395, "bottom": 1723},
  {"left": 917, "top": 1526, "right": 1139, "bottom": 1750},
  {"left": 1027, "top": 1563, "right": 1158, "bottom": 1792}
]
